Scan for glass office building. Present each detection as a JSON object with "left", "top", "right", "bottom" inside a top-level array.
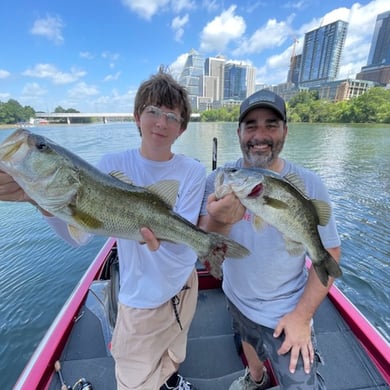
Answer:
[{"left": 299, "top": 20, "right": 348, "bottom": 87}]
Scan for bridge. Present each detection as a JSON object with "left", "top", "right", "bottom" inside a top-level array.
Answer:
[{"left": 35, "top": 112, "right": 200, "bottom": 124}]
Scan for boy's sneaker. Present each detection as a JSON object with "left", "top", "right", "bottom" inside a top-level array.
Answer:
[
  {"left": 229, "top": 367, "right": 270, "bottom": 390},
  {"left": 160, "top": 373, "right": 196, "bottom": 390}
]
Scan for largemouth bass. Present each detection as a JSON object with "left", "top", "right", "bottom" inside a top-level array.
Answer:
[
  {"left": 0, "top": 129, "right": 249, "bottom": 278},
  {"left": 215, "top": 167, "right": 342, "bottom": 286}
]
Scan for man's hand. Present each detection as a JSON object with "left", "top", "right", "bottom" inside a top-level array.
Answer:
[
  {"left": 273, "top": 310, "right": 314, "bottom": 375},
  {"left": 139, "top": 227, "right": 160, "bottom": 251},
  {"left": 207, "top": 192, "right": 245, "bottom": 225},
  {"left": 198, "top": 192, "right": 245, "bottom": 236}
]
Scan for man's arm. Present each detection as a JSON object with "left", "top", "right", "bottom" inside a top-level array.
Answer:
[{"left": 274, "top": 246, "right": 341, "bottom": 374}]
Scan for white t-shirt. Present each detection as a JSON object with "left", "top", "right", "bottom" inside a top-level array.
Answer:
[
  {"left": 47, "top": 148, "right": 206, "bottom": 308},
  {"left": 201, "top": 158, "right": 341, "bottom": 328}
]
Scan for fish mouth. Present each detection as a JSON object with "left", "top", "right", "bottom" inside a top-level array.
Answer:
[
  {"left": 0, "top": 129, "right": 30, "bottom": 162},
  {"left": 247, "top": 183, "right": 263, "bottom": 198}
]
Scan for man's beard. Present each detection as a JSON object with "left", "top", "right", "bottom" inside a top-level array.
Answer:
[{"left": 240, "top": 138, "right": 285, "bottom": 168}]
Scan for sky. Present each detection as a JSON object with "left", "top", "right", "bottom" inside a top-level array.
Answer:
[{"left": 0, "top": 0, "right": 389, "bottom": 113}]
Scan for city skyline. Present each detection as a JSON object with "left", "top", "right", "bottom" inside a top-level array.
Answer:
[{"left": 0, "top": 0, "right": 389, "bottom": 113}]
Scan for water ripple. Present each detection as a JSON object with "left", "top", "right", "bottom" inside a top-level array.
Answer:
[{"left": 1, "top": 122, "right": 389, "bottom": 388}]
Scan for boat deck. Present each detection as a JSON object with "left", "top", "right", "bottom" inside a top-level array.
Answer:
[{"left": 48, "top": 272, "right": 389, "bottom": 390}]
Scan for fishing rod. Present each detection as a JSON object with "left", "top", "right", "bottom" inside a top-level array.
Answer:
[{"left": 212, "top": 137, "right": 217, "bottom": 171}]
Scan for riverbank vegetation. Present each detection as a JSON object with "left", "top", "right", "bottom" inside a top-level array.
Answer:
[
  {"left": 1, "top": 87, "right": 390, "bottom": 125},
  {"left": 200, "top": 87, "right": 390, "bottom": 124}
]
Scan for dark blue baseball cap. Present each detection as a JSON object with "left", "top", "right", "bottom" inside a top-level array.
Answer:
[{"left": 239, "top": 89, "right": 287, "bottom": 123}]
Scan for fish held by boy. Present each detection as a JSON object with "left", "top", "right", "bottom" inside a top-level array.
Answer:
[
  {"left": 0, "top": 128, "right": 250, "bottom": 278},
  {"left": 214, "top": 167, "right": 342, "bottom": 286}
]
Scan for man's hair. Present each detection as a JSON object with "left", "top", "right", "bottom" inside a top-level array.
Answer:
[{"left": 134, "top": 69, "right": 191, "bottom": 130}]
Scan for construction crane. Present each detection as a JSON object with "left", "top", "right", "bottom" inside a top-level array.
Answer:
[{"left": 287, "top": 36, "right": 299, "bottom": 84}]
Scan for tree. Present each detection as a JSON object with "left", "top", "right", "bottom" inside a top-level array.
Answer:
[{"left": 0, "top": 99, "right": 36, "bottom": 124}]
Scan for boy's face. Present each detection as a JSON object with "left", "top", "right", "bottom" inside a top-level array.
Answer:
[{"left": 135, "top": 105, "right": 185, "bottom": 154}]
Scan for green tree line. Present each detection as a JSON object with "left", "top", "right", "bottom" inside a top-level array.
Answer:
[
  {"left": 199, "top": 87, "right": 390, "bottom": 124},
  {"left": 1, "top": 87, "right": 390, "bottom": 125},
  {"left": 0, "top": 99, "right": 35, "bottom": 125}
]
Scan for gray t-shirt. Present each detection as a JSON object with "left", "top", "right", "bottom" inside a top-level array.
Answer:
[{"left": 200, "top": 158, "right": 340, "bottom": 328}]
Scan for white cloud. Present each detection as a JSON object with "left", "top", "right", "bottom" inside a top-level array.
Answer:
[
  {"left": 233, "top": 18, "right": 291, "bottom": 57},
  {"left": 22, "top": 82, "right": 47, "bottom": 98},
  {"left": 101, "top": 51, "right": 120, "bottom": 61},
  {"left": 22, "top": 64, "right": 86, "bottom": 85},
  {"left": 90, "top": 88, "right": 136, "bottom": 112},
  {"left": 171, "top": 14, "right": 189, "bottom": 42},
  {"left": 169, "top": 53, "right": 189, "bottom": 79},
  {"left": 172, "top": 0, "right": 195, "bottom": 14},
  {"left": 121, "top": 0, "right": 170, "bottom": 20},
  {"left": 104, "top": 72, "right": 122, "bottom": 82},
  {"left": 80, "top": 51, "right": 94, "bottom": 60},
  {"left": 0, "top": 92, "right": 11, "bottom": 101},
  {"left": 0, "top": 69, "right": 11, "bottom": 79},
  {"left": 200, "top": 5, "right": 246, "bottom": 53},
  {"left": 30, "top": 15, "right": 64, "bottom": 45},
  {"left": 201, "top": 0, "right": 219, "bottom": 13},
  {"left": 68, "top": 82, "right": 99, "bottom": 98}
]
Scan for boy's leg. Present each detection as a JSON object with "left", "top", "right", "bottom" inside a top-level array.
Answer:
[{"left": 111, "top": 270, "right": 198, "bottom": 390}]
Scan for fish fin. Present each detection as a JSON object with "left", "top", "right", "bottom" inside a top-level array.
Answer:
[
  {"left": 72, "top": 209, "right": 104, "bottom": 229},
  {"left": 109, "top": 170, "right": 133, "bottom": 185},
  {"left": 252, "top": 215, "right": 267, "bottom": 231},
  {"left": 284, "top": 239, "right": 305, "bottom": 256},
  {"left": 284, "top": 173, "right": 307, "bottom": 195},
  {"left": 263, "top": 196, "right": 289, "bottom": 209},
  {"left": 312, "top": 254, "right": 343, "bottom": 287},
  {"left": 311, "top": 199, "right": 332, "bottom": 226},
  {"left": 147, "top": 180, "right": 179, "bottom": 208},
  {"left": 197, "top": 232, "right": 250, "bottom": 279},
  {"left": 67, "top": 225, "right": 92, "bottom": 244}
]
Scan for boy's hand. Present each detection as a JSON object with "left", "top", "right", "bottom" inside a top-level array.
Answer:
[{"left": 139, "top": 227, "right": 160, "bottom": 251}]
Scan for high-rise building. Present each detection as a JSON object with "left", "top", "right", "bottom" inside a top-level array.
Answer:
[
  {"left": 179, "top": 49, "right": 204, "bottom": 109},
  {"left": 223, "top": 62, "right": 256, "bottom": 101},
  {"left": 288, "top": 54, "right": 302, "bottom": 85},
  {"left": 204, "top": 56, "right": 225, "bottom": 102},
  {"left": 299, "top": 20, "right": 348, "bottom": 87},
  {"left": 356, "top": 11, "right": 390, "bottom": 85},
  {"left": 367, "top": 11, "right": 390, "bottom": 67}
]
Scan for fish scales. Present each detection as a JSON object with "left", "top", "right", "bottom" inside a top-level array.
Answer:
[
  {"left": 0, "top": 129, "right": 250, "bottom": 278},
  {"left": 215, "top": 167, "right": 342, "bottom": 286}
]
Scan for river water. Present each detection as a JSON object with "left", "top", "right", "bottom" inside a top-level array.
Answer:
[{"left": 0, "top": 122, "right": 389, "bottom": 388}]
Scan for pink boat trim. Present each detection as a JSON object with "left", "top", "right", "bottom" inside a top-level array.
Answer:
[
  {"left": 306, "top": 258, "right": 390, "bottom": 383},
  {"left": 13, "top": 238, "right": 116, "bottom": 390},
  {"left": 13, "top": 246, "right": 390, "bottom": 388}
]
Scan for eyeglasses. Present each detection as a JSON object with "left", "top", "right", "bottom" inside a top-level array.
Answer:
[{"left": 143, "top": 105, "right": 182, "bottom": 126}]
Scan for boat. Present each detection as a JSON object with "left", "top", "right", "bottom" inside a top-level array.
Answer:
[{"left": 13, "top": 237, "right": 390, "bottom": 390}]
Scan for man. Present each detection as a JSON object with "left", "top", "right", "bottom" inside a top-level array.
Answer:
[{"left": 199, "top": 89, "right": 341, "bottom": 389}]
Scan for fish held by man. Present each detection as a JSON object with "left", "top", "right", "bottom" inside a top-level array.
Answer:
[
  {"left": 0, "top": 128, "right": 250, "bottom": 278},
  {"left": 214, "top": 167, "right": 342, "bottom": 286}
]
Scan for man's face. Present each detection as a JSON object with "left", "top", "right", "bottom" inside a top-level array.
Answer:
[{"left": 238, "top": 107, "right": 287, "bottom": 169}]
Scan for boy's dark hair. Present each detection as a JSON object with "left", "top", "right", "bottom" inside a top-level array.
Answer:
[{"left": 134, "top": 69, "right": 192, "bottom": 130}]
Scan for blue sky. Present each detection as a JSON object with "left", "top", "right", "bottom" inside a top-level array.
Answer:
[{"left": 0, "top": 0, "right": 388, "bottom": 113}]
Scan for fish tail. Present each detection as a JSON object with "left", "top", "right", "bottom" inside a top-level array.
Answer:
[
  {"left": 313, "top": 254, "right": 342, "bottom": 287},
  {"left": 198, "top": 233, "right": 250, "bottom": 279}
]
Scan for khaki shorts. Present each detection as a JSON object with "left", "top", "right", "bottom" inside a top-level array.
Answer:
[{"left": 111, "top": 269, "right": 198, "bottom": 390}]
